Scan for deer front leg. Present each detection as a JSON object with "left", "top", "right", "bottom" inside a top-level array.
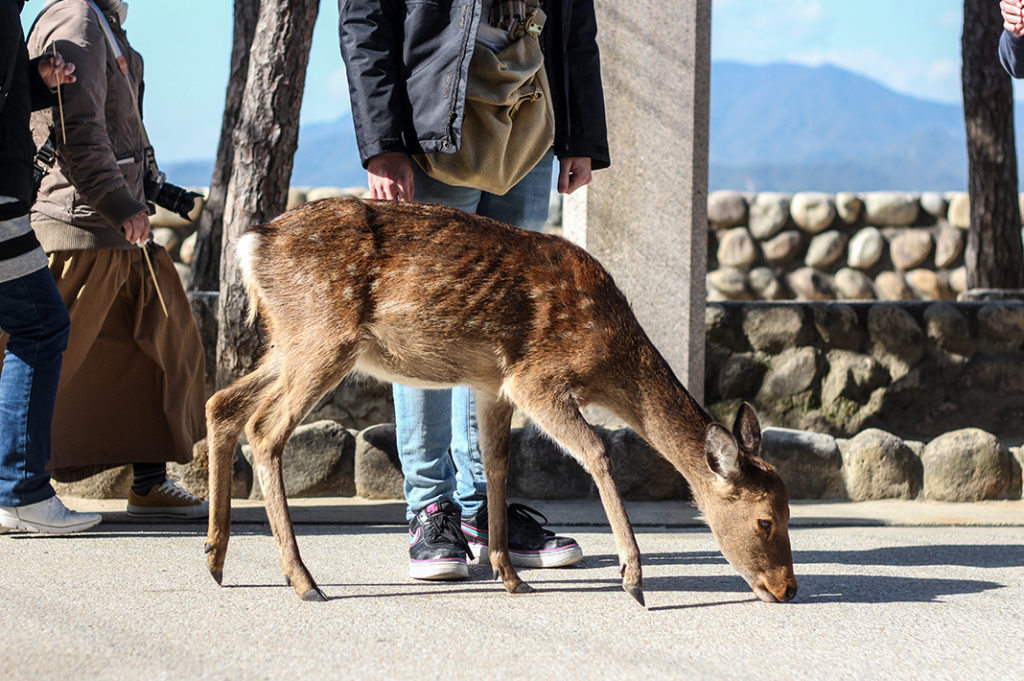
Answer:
[
  {"left": 253, "top": 453, "right": 324, "bottom": 601},
  {"left": 518, "top": 394, "right": 645, "bottom": 606},
  {"left": 477, "top": 394, "right": 530, "bottom": 594}
]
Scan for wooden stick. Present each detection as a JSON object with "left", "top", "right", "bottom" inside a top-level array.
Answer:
[
  {"left": 139, "top": 243, "right": 169, "bottom": 318},
  {"left": 52, "top": 43, "right": 66, "bottom": 144}
]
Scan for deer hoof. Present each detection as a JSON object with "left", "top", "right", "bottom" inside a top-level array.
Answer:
[
  {"left": 210, "top": 569, "right": 223, "bottom": 586},
  {"left": 624, "top": 583, "right": 645, "bottom": 607},
  {"left": 511, "top": 582, "right": 535, "bottom": 595},
  {"left": 301, "top": 587, "right": 327, "bottom": 602}
]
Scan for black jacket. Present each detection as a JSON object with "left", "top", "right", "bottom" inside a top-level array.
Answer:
[
  {"left": 0, "top": 0, "right": 53, "bottom": 216},
  {"left": 338, "top": 0, "right": 609, "bottom": 170}
]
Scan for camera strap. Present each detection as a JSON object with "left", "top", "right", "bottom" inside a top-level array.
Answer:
[{"left": 32, "top": 126, "right": 58, "bottom": 199}]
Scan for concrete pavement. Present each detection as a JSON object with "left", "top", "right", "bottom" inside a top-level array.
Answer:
[{"left": 2, "top": 497, "right": 1022, "bottom": 680}]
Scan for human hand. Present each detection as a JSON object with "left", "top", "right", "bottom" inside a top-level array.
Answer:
[
  {"left": 1002, "top": 0, "right": 1024, "bottom": 37},
  {"left": 37, "top": 51, "right": 76, "bottom": 89},
  {"left": 122, "top": 211, "right": 151, "bottom": 245},
  {"left": 557, "top": 156, "right": 593, "bottom": 194},
  {"left": 366, "top": 152, "right": 414, "bottom": 201}
]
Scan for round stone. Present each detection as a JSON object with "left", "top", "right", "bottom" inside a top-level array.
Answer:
[
  {"left": 949, "top": 266, "right": 968, "bottom": 293},
  {"left": 847, "top": 227, "right": 885, "bottom": 270},
  {"left": 977, "top": 305, "right": 1024, "bottom": 342},
  {"left": 748, "top": 266, "right": 784, "bottom": 300},
  {"left": 787, "top": 267, "right": 835, "bottom": 300},
  {"left": 833, "top": 268, "right": 876, "bottom": 300},
  {"left": 762, "top": 230, "right": 803, "bottom": 266},
  {"left": 835, "top": 192, "right": 863, "bottom": 224},
  {"left": 708, "top": 268, "right": 751, "bottom": 300},
  {"left": 742, "top": 305, "right": 809, "bottom": 353},
  {"left": 179, "top": 231, "right": 197, "bottom": 266},
  {"left": 717, "top": 227, "right": 759, "bottom": 268},
  {"left": 889, "top": 229, "right": 933, "bottom": 271},
  {"left": 804, "top": 230, "right": 847, "bottom": 269},
  {"left": 790, "top": 192, "right": 837, "bottom": 234},
  {"left": 923, "top": 302, "right": 971, "bottom": 354},
  {"left": 919, "top": 192, "right": 948, "bottom": 220},
  {"left": 708, "top": 190, "right": 748, "bottom": 229},
  {"left": 840, "top": 429, "right": 922, "bottom": 501},
  {"left": 749, "top": 193, "right": 792, "bottom": 240},
  {"left": 947, "top": 193, "right": 970, "bottom": 229},
  {"left": 906, "top": 269, "right": 947, "bottom": 301},
  {"left": 874, "top": 271, "right": 915, "bottom": 300},
  {"left": 863, "top": 192, "right": 920, "bottom": 227},
  {"left": 934, "top": 225, "right": 964, "bottom": 269},
  {"left": 922, "top": 429, "right": 1019, "bottom": 501}
]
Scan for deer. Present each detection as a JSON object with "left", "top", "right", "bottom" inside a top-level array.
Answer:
[{"left": 203, "top": 197, "right": 797, "bottom": 606}]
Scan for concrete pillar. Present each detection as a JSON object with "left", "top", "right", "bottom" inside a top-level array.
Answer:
[{"left": 564, "top": 0, "right": 711, "bottom": 405}]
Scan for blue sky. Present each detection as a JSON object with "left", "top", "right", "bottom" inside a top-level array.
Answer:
[{"left": 22, "top": 0, "right": 969, "bottom": 164}]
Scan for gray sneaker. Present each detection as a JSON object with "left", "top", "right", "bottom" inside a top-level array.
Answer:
[{"left": 0, "top": 496, "right": 102, "bottom": 534}]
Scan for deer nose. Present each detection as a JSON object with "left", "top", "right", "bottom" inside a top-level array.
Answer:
[
  {"left": 783, "top": 583, "right": 798, "bottom": 602},
  {"left": 768, "top": 581, "right": 797, "bottom": 603}
]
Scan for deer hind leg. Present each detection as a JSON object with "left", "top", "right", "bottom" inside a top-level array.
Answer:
[
  {"left": 204, "top": 356, "right": 282, "bottom": 586},
  {"left": 245, "top": 348, "right": 357, "bottom": 601},
  {"left": 474, "top": 392, "right": 529, "bottom": 594},
  {"left": 513, "top": 388, "right": 645, "bottom": 606}
]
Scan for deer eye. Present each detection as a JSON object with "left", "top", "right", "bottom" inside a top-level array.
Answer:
[{"left": 757, "top": 519, "right": 772, "bottom": 534}]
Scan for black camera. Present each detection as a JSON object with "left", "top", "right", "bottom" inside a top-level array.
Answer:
[{"left": 144, "top": 172, "right": 200, "bottom": 221}]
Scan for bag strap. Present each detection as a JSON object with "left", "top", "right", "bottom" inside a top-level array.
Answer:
[{"left": 81, "top": 0, "right": 163, "bottom": 182}]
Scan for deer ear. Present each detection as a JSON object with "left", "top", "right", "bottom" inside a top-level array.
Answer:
[
  {"left": 706, "top": 423, "right": 742, "bottom": 482},
  {"left": 733, "top": 402, "right": 762, "bottom": 454}
]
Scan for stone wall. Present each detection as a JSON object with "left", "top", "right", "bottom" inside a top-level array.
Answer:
[
  {"left": 707, "top": 300, "right": 1024, "bottom": 441},
  {"left": 706, "top": 190, "right": 1000, "bottom": 302}
]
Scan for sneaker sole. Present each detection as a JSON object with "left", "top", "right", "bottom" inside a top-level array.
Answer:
[
  {"left": 409, "top": 559, "right": 469, "bottom": 581},
  {"left": 0, "top": 515, "right": 101, "bottom": 534},
  {"left": 468, "top": 543, "right": 584, "bottom": 568},
  {"left": 126, "top": 505, "right": 208, "bottom": 520}
]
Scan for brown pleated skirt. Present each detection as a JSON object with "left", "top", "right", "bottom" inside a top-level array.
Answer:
[{"left": 1, "top": 246, "right": 206, "bottom": 481}]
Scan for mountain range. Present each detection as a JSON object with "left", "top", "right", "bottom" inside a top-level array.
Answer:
[{"left": 165, "top": 61, "right": 1017, "bottom": 193}]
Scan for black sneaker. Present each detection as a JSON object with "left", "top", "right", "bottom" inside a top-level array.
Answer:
[
  {"left": 461, "top": 502, "right": 583, "bottom": 568},
  {"left": 408, "top": 500, "right": 473, "bottom": 580}
]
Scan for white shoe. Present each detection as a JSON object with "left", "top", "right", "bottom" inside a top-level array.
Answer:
[{"left": 0, "top": 496, "right": 102, "bottom": 534}]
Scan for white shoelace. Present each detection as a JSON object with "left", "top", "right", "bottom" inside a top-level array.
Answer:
[{"left": 155, "top": 480, "right": 200, "bottom": 503}]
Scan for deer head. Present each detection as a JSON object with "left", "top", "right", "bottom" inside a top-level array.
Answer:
[{"left": 698, "top": 404, "right": 797, "bottom": 603}]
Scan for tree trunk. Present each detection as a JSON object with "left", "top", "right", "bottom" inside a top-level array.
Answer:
[
  {"left": 962, "top": 0, "right": 1024, "bottom": 289},
  {"left": 188, "top": 0, "right": 261, "bottom": 294},
  {"left": 216, "top": 0, "right": 320, "bottom": 389}
]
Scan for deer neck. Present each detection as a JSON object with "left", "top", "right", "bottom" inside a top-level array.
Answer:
[{"left": 613, "top": 344, "right": 718, "bottom": 500}]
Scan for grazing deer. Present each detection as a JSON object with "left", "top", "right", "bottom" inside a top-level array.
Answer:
[{"left": 204, "top": 197, "right": 797, "bottom": 606}]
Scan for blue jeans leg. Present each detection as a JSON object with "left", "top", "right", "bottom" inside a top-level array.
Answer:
[
  {"left": 0, "top": 266, "right": 71, "bottom": 507},
  {"left": 394, "top": 151, "right": 554, "bottom": 520}
]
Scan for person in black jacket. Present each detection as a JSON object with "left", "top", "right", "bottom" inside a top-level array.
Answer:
[
  {"left": 0, "top": 0, "right": 100, "bottom": 533},
  {"left": 340, "top": 0, "right": 609, "bottom": 581},
  {"left": 1000, "top": 0, "right": 1024, "bottom": 77}
]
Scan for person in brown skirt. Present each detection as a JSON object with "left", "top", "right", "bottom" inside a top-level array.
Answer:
[{"left": 11, "top": 0, "right": 207, "bottom": 518}]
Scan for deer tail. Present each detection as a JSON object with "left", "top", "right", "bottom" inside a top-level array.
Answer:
[{"left": 235, "top": 231, "right": 263, "bottom": 327}]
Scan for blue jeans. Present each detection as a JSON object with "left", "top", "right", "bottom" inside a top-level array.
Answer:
[
  {"left": 396, "top": 150, "right": 554, "bottom": 519},
  {"left": 0, "top": 266, "right": 71, "bottom": 506}
]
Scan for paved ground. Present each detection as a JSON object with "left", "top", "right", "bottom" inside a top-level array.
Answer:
[{"left": 2, "top": 498, "right": 1023, "bottom": 681}]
